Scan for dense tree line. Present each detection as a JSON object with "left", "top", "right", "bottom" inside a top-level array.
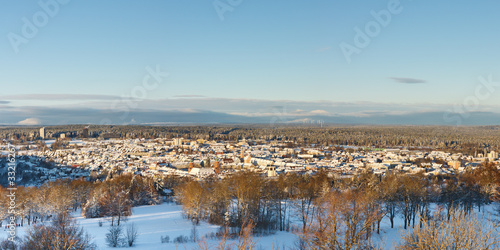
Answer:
[
  {"left": 175, "top": 163, "right": 500, "bottom": 249},
  {"left": 3, "top": 125, "right": 500, "bottom": 153},
  {"left": 175, "top": 171, "right": 330, "bottom": 233},
  {"left": 0, "top": 173, "right": 166, "bottom": 230},
  {"left": 0, "top": 172, "right": 170, "bottom": 249}
]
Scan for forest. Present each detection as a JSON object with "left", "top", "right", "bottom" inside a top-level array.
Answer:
[{"left": 2, "top": 125, "right": 500, "bottom": 154}]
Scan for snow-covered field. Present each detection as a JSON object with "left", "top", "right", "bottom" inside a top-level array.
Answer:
[
  {"left": 2, "top": 202, "right": 498, "bottom": 249},
  {"left": 1, "top": 203, "right": 298, "bottom": 249}
]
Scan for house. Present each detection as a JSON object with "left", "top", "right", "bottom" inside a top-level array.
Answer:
[
  {"left": 189, "top": 167, "right": 215, "bottom": 178},
  {"left": 266, "top": 166, "right": 277, "bottom": 177}
]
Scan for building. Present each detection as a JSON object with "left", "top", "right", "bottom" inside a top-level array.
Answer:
[
  {"left": 189, "top": 167, "right": 215, "bottom": 178},
  {"left": 213, "top": 159, "right": 221, "bottom": 174},
  {"left": 447, "top": 160, "right": 462, "bottom": 170},
  {"left": 244, "top": 155, "right": 252, "bottom": 164},
  {"left": 83, "top": 126, "right": 89, "bottom": 138},
  {"left": 188, "top": 161, "right": 194, "bottom": 172},
  {"left": 266, "top": 166, "right": 277, "bottom": 177},
  {"left": 173, "top": 138, "right": 183, "bottom": 146},
  {"left": 488, "top": 151, "right": 498, "bottom": 161},
  {"left": 40, "top": 127, "right": 46, "bottom": 140}
]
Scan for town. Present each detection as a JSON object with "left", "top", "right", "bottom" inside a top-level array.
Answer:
[
  {"left": 1, "top": 126, "right": 499, "bottom": 186},
  {"left": 1, "top": 125, "right": 500, "bottom": 249}
]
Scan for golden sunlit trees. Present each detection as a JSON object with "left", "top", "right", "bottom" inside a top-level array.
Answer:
[
  {"left": 129, "top": 175, "right": 161, "bottom": 206},
  {"left": 379, "top": 172, "right": 400, "bottom": 229},
  {"left": 70, "top": 179, "right": 94, "bottom": 211},
  {"left": 229, "top": 172, "right": 264, "bottom": 228},
  {"left": 301, "top": 190, "right": 382, "bottom": 250},
  {"left": 176, "top": 180, "right": 209, "bottom": 225},
  {"left": 398, "top": 208, "right": 500, "bottom": 250},
  {"left": 82, "top": 178, "right": 132, "bottom": 226},
  {"left": 397, "top": 174, "right": 427, "bottom": 229},
  {"left": 206, "top": 178, "right": 231, "bottom": 225},
  {"left": 46, "top": 180, "right": 75, "bottom": 216}
]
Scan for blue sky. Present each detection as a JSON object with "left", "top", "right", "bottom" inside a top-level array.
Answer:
[{"left": 1, "top": 0, "right": 500, "bottom": 125}]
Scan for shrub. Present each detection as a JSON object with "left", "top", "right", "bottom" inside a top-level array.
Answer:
[
  {"left": 173, "top": 235, "right": 189, "bottom": 244},
  {"left": 161, "top": 235, "right": 170, "bottom": 243},
  {"left": 21, "top": 212, "right": 95, "bottom": 250},
  {"left": 126, "top": 223, "right": 138, "bottom": 247},
  {"left": 105, "top": 225, "right": 123, "bottom": 248},
  {"left": 0, "top": 239, "right": 16, "bottom": 250}
]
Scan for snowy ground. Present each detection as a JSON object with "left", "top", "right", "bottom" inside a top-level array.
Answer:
[
  {"left": 1, "top": 203, "right": 298, "bottom": 249},
  {"left": 1, "top": 202, "right": 498, "bottom": 249}
]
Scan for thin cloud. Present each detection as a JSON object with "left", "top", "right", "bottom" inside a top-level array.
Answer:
[
  {"left": 389, "top": 77, "right": 427, "bottom": 84},
  {"left": 2, "top": 104, "right": 500, "bottom": 125},
  {"left": 0, "top": 101, "right": 9, "bottom": 104},
  {"left": 18, "top": 118, "right": 41, "bottom": 125},
  {"left": 1, "top": 94, "right": 122, "bottom": 101},
  {"left": 173, "top": 95, "right": 206, "bottom": 98},
  {"left": 310, "top": 110, "right": 330, "bottom": 115},
  {"left": 316, "top": 46, "right": 331, "bottom": 52}
]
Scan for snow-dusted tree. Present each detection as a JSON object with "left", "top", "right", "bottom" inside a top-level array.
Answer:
[
  {"left": 106, "top": 187, "right": 131, "bottom": 226},
  {"left": 129, "top": 175, "right": 161, "bottom": 206},
  {"left": 82, "top": 194, "right": 102, "bottom": 218},
  {"left": 70, "top": 179, "right": 94, "bottom": 211},
  {"left": 34, "top": 185, "right": 52, "bottom": 222},
  {"left": 23, "top": 187, "right": 39, "bottom": 226},
  {"left": 15, "top": 187, "right": 30, "bottom": 227},
  {"left": 46, "top": 180, "right": 75, "bottom": 215},
  {"left": 82, "top": 181, "right": 131, "bottom": 226}
]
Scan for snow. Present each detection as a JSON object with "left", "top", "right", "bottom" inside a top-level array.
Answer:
[
  {"left": 76, "top": 203, "right": 222, "bottom": 249},
  {"left": 2, "top": 202, "right": 498, "bottom": 249},
  {"left": 44, "top": 140, "right": 56, "bottom": 147},
  {"left": 68, "top": 139, "right": 87, "bottom": 146},
  {"left": 0, "top": 203, "right": 299, "bottom": 249}
]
